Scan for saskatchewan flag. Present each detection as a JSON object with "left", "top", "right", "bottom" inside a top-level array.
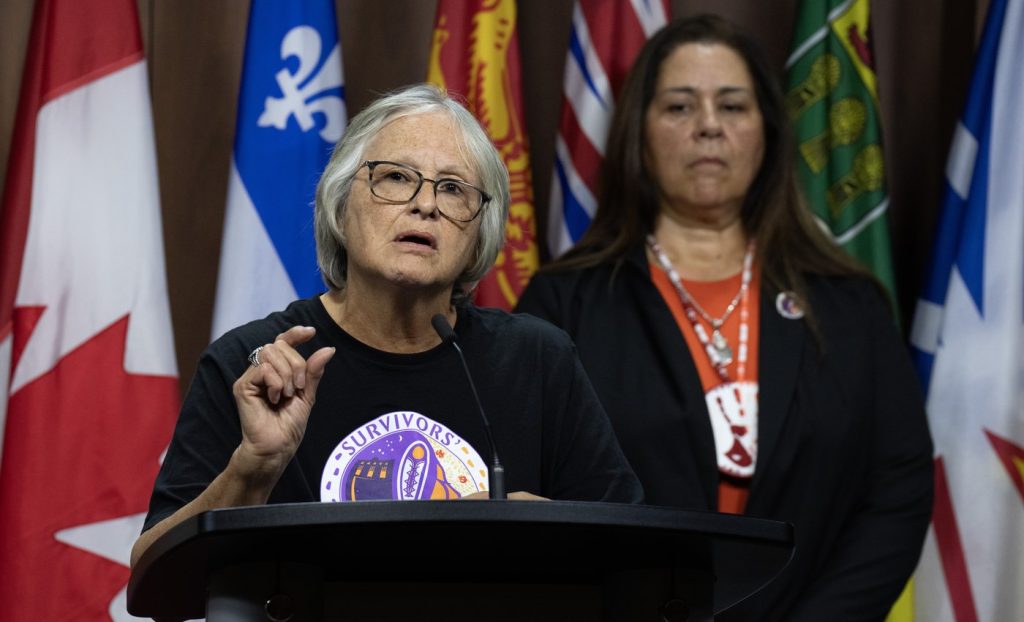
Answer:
[
  {"left": 786, "top": 0, "right": 898, "bottom": 302},
  {"left": 788, "top": 2, "right": 909, "bottom": 619}
]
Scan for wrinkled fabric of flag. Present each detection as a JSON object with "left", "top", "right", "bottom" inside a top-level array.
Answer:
[
  {"left": 426, "top": 0, "right": 538, "bottom": 310},
  {"left": 211, "top": 0, "right": 345, "bottom": 340},
  {"left": 785, "top": 0, "right": 899, "bottom": 300},
  {"left": 547, "top": 0, "right": 669, "bottom": 259},
  {"left": 0, "top": 0, "right": 179, "bottom": 619},
  {"left": 910, "top": 0, "right": 1024, "bottom": 619}
]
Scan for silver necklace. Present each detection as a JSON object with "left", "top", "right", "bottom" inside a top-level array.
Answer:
[{"left": 647, "top": 235, "right": 755, "bottom": 375}]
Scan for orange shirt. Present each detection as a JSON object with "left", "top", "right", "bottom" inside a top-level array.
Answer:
[{"left": 650, "top": 262, "right": 761, "bottom": 514}]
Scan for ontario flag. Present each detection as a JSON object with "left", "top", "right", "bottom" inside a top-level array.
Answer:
[
  {"left": 0, "top": 0, "right": 179, "bottom": 619},
  {"left": 547, "top": 0, "right": 669, "bottom": 259},
  {"left": 909, "top": 0, "right": 1024, "bottom": 619},
  {"left": 426, "top": 0, "right": 538, "bottom": 310}
]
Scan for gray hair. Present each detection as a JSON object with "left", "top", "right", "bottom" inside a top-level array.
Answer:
[{"left": 314, "top": 83, "right": 510, "bottom": 302}]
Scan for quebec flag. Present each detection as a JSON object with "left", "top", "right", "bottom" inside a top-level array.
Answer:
[
  {"left": 211, "top": 1, "right": 345, "bottom": 339},
  {"left": 909, "top": 0, "right": 1024, "bottom": 619}
]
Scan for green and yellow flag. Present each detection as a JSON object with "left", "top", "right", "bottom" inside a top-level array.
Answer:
[
  {"left": 788, "top": 5, "right": 910, "bottom": 620},
  {"left": 786, "top": 0, "right": 898, "bottom": 304}
]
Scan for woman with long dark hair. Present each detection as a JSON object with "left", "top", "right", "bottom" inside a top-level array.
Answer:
[{"left": 517, "top": 15, "right": 932, "bottom": 620}]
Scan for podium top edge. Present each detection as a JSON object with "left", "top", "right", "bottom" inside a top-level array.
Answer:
[{"left": 192, "top": 499, "right": 792, "bottom": 540}]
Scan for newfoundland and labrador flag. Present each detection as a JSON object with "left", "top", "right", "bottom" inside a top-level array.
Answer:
[
  {"left": 211, "top": 0, "right": 345, "bottom": 339},
  {"left": 0, "top": 0, "right": 179, "bottom": 619},
  {"left": 427, "top": 0, "right": 538, "bottom": 310},
  {"left": 909, "top": 0, "right": 1024, "bottom": 619}
]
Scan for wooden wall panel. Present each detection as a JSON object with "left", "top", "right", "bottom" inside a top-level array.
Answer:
[
  {"left": 338, "top": 0, "right": 436, "bottom": 114},
  {"left": 0, "top": 1, "right": 987, "bottom": 395},
  {"left": 0, "top": 1, "right": 34, "bottom": 201},
  {"left": 148, "top": 1, "right": 248, "bottom": 387},
  {"left": 874, "top": 0, "right": 979, "bottom": 318}
]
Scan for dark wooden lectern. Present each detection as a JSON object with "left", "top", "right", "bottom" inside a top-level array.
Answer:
[{"left": 127, "top": 500, "right": 793, "bottom": 621}]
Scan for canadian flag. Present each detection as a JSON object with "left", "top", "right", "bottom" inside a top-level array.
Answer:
[{"left": 0, "top": 0, "right": 179, "bottom": 619}]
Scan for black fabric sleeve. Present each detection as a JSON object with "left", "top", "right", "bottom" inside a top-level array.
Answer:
[
  {"left": 540, "top": 332, "right": 644, "bottom": 504},
  {"left": 786, "top": 287, "right": 934, "bottom": 621},
  {"left": 141, "top": 344, "right": 247, "bottom": 532}
]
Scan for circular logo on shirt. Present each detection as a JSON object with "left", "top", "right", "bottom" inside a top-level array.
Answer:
[
  {"left": 320, "top": 411, "right": 488, "bottom": 502},
  {"left": 705, "top": 381, "right": 759, "bottom": 478}
]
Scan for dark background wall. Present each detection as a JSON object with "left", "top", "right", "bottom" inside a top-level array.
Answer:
[{"left": 0, "top": 0, "right": 988, "bottom": 396}]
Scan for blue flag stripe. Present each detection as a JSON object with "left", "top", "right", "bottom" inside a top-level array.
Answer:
[
  {"left": 233, "top": 1, "right": 345, "bottom": 299},
  {"left": 913, "top": 0, "right": 1009, "bottom": 377}
]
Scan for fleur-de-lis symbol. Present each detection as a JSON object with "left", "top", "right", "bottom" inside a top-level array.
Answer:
[{"left": 257, "top": 25, "right": 345, "bottom": 142}]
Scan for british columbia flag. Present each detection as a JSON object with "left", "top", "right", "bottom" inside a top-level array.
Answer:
[{"left": 547, "top": 0, "right": 670, "bottom": 258}]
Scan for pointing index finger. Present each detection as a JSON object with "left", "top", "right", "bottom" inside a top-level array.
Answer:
[{"left": 276, "top": 325, "right": 317, "bottom": 347}]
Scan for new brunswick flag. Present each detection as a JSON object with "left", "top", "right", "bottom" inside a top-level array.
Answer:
[
  {"left": 786, "top": 0, "right": 898, "bottom": 301},
  {"left": 427, "top": 0, "right": 539, "bottom": 310}
]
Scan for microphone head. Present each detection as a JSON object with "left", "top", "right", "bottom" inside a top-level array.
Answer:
[{"left": 430, "top": 313, "right": 456, "bottom": 344}]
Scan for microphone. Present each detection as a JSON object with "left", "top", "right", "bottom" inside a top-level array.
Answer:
[{"left": 431, "top": 313, "right": 506, "bottom": 500}]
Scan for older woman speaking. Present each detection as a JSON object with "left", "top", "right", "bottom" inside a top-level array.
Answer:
[{"left": 132, "top": 85, "right": 640, "bottom": 566}]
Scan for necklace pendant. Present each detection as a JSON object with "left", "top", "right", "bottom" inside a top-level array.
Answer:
[{"left": 711, "top": 329, "right": 733, "bottom": 365}]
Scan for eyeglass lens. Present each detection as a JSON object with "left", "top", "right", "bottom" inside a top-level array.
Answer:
[{"left": 369, "top": 162, "right": 482, "bottom": 222}]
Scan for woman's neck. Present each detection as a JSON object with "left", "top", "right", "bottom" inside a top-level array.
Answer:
[
  {"left": 320, "top": 278, "right": 456, "bottom": 354},
  {"left": 651, "top": 209, "right": 749, "bottom": 281}
]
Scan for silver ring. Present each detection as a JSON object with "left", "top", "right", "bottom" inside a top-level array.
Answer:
[{"left": 247, "top": 346, "right": 264, "bottom": 368}]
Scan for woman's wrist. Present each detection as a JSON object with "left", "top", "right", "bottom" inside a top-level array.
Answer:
[{"left": 226, "top": 443, "right": 290, "bottom": 503}]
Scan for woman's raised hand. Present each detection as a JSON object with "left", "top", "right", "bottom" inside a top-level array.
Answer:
[{"left": 231, "top": 326, "right": 335, "bottom": 480}]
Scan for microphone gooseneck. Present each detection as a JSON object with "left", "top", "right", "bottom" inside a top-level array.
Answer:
[
  {"left": 430, "top": 313, "right": 457, "bottom": 344},
  {"left": 430, "top": 313, "right": 506, "bottom": 500}
]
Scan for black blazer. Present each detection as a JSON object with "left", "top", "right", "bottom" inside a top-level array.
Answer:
[{"left": 515, "top": 245, "right": 933, "bottom": 621}]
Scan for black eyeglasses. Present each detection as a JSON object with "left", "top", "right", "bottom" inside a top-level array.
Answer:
[{"left": 363, "top": 160, "right": 490, "bottom": 223}]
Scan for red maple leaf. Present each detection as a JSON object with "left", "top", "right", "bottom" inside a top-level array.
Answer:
[{"left": 0, "top": 313, "right": 178, "bottom": 620}]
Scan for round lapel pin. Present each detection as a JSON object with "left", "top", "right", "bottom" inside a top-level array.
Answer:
[{"left": 775, "top": 291, "right": 804, "bottom": 319}]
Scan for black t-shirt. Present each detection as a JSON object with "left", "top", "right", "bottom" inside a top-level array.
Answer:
[{"left": 143, "top": 297, "right": 642, "bottom": 531}]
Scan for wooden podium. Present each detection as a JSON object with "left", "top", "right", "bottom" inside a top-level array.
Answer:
[{"left": 127, "top": 500, "right": 792, "bottom": 621}]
